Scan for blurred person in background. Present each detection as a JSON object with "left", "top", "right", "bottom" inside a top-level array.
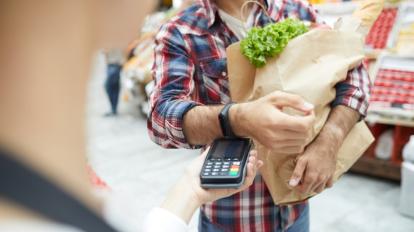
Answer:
[
  {"left": 104, "top": 49, "right": 124, "bottom": 116},
  {"left": 0, "top": 0, "right": 262, "bottom": 231}
]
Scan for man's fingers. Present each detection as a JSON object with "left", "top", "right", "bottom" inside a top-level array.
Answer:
[
  {"left": 278, "top": 131, "right": 308, "bottom": 140},
  {"left": 277, "top": 145, "right": 306, "bottom": 154},
  {"left": 300, "top": 172, "right": 318, "bottom": 194},
  {"left": 270, "top": 91, "right": 314, "bottom": 113},
  {"left": 313, "top": 181, "right": 326, "bottom": 194},
  {"left": 278, "top": 113, "right": 315, "bottom": 133},
  {"left": 289, "top": 157, "right": 307, "bottom": 187},
  {"left": 315, "top": 177, "right": 334, "bottom": 193},
  {"left": 326, "top": 177, "right": 334, "bottom": 188}
]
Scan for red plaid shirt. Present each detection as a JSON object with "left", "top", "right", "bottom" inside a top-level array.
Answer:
[{"left": 148, "top": 0, "right": 370, "bottom": 231}]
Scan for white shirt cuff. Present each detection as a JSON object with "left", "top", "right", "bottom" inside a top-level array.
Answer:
[{"left": 143, "top": 207, "right": 188, "bottom": 232}]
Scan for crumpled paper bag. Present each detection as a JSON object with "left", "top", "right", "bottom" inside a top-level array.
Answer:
[{"left": 226, "top": 0, "right": 383, "bottom": 204}]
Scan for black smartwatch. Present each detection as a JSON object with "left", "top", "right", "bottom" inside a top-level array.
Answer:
[{"left": 219, "top": 103, "right": 237, "bottom": 138}]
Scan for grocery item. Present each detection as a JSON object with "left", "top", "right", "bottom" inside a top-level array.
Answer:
[
  {"left": 241, "top": 19, "right": 308, "bottom": 67},
  {"left": 226, "top": 0, "right": 383, "bottom": 204}
]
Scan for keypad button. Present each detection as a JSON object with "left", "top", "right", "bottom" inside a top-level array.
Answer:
[
  {"left": 211, "top": 172, "right": 218, "bottom": 176},
  {"left": 222, "top": 165, "right": 229, "bottom": 168},
  {"left": 221, "top": 168, "right": 229, "bottom": 172},
  {"left": 220, "top": 172, "right": 228, "bottom": 176},
  {"left": 232, "top": 158, "right": 239, "bottom": 161},
  {"left": 204, "top": 169, "right": 211, "bottom": 172},
  {"left": 232, "top": 161, "right": 240, "bottom": 165},
  {"left": 223, "top": 162, "right": 230, "bottom": 165},
  {"left": 206, "top": 161, "right": 213, "bottom": 165},
  {"left": 225, "top": 158, "right": 232, "bottom": 161},
  {"left": 205, "top": 165, "right": 212, "bottom": 169},
  {"left": 215, "top": 162, "right": 222, "bottom": 165},
  {"left": 203, "top": 172, "right": 210, "bottom": 176},
  {"left": 229, "top": 171, "right": 238, "bottom": 176},
  {"left": 213, "top": 168, "right": 220, "bottom": 172}
]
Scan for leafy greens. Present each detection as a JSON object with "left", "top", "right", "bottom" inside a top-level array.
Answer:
[{"left": 240, "top": 18, "right": 309, "bottom": 67}]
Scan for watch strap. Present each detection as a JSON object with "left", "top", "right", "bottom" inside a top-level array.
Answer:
[{"left": 219, "top": 103, "right": 237, "bottom": 138}]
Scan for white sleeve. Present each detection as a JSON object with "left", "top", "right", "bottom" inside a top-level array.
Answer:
[{"left": 143, "top": 207, "right": 188, "bottom": 232}]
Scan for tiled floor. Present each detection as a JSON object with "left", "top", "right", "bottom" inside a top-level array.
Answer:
[{"left": 87, "top": 55, "right": 414, "bottom": 231}]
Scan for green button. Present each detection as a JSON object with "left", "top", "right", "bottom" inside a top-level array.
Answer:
[{"left": 229, "top": 171, "right": 238, "bottom": 176}]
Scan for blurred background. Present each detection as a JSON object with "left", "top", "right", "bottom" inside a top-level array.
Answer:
[{"left": 86, "top": 0, "right": 414, "bottom": 231}]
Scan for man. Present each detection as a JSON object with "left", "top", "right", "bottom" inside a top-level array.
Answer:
[
  {"left": 148, "top": 0, "right": 370, "bottom": 231},
  {"left": 0, "top": 1, "right": 263, "bottom": 231}
]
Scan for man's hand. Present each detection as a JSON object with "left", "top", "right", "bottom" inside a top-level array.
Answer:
[
  {"left": 289, "top": 105, "right": 360, "bottom": 194},
  {"left": 289, "top": 131, "right": 339, "bottom": 194},
  {"left": 231, "top": 91, "right": 315, "bottom": 154}
]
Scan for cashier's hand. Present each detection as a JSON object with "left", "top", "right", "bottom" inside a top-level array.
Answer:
[
  {"left": 289, "top": 133, "right": 339, "bottom": 194},
  {"left": 186, "top": 149, "right": 263, "bottom": 204},
  {"left": 231, "top": 91, "right": 315, "bottom": 154}
]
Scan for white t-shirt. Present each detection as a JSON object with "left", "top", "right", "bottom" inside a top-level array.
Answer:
[{"left": 218, "top": 9, "right": 249, "bottom": 40}]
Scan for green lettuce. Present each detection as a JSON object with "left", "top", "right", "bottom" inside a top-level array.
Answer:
[{"left": 240, "top": 18, "right": 308, "bottom": 67}]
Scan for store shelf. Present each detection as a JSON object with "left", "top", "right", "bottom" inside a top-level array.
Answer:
[
  {"left": 366, "top": 114, "right": 414, "bottom": 127},
  {"left": 350, "top": 156, "right": 401, "bottom": 181}
]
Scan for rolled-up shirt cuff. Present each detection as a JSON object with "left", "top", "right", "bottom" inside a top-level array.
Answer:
[{"left": 164, "top": 100, "right": 203, "bottom": 149}]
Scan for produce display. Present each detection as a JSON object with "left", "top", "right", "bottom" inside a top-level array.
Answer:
[{"left": 365, "top": 8, "right": 398, "bottom": 49}]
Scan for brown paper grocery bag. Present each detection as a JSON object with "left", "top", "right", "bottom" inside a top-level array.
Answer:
[{"left": 227, "top": 28, "right": 375, "bottom": 204}]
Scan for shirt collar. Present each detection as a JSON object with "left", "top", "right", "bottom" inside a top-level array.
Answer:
[{"left": 197, "top": 0, "right": 218, "bottom": 28}]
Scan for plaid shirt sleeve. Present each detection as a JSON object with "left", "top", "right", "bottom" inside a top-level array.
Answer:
[
  {"left": 280, "top": 0, "right": 371, "bottom": 117},
  {"left": 147, "top": 23, "right": 202, "bottom": 149},
  {"left": 331, "top": 63, "right": 371, "bottom": 117}
]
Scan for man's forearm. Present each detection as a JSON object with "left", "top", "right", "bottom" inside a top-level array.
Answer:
[
  {"left": 183, "top": 105, "right": 224, "bottom": 146},
  {"left": 315, "top": 105, "right": 360, "bottom": 154}
]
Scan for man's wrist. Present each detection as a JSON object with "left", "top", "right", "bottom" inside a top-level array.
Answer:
[
  {"left": 318, "top": 106, "right": 360, "bottom": 145},
  {"left": 321, "top": 122, "right": 346, "bottom": 142},
  {"left": 229, "top": 103, "right": 248, "bottom": 137},
  {"left": 314, "top": 117, "right": 350, "bottom": 158},
  {"left": 317, "top": 123, "right": 343, "bottom": 152}
]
